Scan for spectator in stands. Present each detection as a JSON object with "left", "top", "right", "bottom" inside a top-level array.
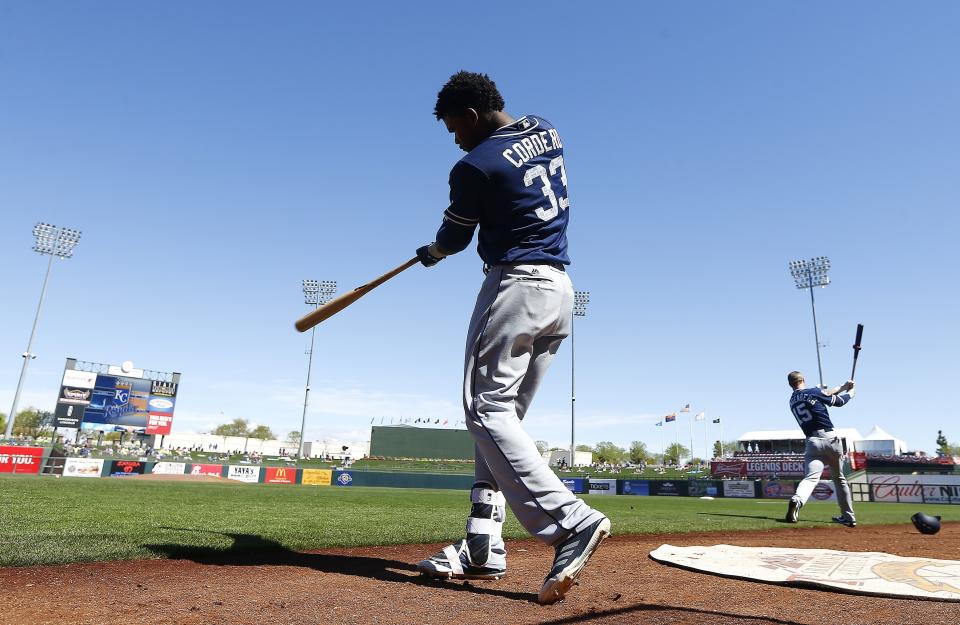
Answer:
[{"left": 784, "top": 370, "right": 857, "bottom": 527}]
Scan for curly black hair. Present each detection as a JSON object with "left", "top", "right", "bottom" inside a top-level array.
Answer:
[{"left": 434, "top": 71, "right": 505, "bottom": 120}]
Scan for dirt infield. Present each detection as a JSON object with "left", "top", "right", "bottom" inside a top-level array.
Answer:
[{"left": 2, "top": 524, "right": 957, "bottom": 625}]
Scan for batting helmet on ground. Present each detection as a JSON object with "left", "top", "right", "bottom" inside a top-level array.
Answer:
[{"left": 911, "top": 512, "right": 942, "bottom": 535}]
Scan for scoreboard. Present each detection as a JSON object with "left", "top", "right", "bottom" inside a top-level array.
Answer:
[{"left": 54, "top": 358, "right": 181, "bottom": 435}]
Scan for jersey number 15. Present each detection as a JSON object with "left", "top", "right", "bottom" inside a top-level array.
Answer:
[
  {"left": 524, "top": 155, "right": 569, "bottom": 221},
  {"left": 792, "top": 403, "right": 814, "bottom": 424}
]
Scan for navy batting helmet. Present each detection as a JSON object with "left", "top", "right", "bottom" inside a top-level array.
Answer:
[{"left": 911, "top": 512, "right": 942, "bottom": 535}]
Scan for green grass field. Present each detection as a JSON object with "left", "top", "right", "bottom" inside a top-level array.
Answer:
[{"left": 1, "top": 475, "right": 957, "bottom": 567}]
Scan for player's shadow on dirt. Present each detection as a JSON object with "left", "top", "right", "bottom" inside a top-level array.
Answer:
[
  {"left": 698, "top": 512, "right": 834, "bottom": 524},
  {"left": 145, "top": 529, "right": 535, "bottom": 603},
  {"left": 537, "top": 604, "right": 805, "bottom": 625}
]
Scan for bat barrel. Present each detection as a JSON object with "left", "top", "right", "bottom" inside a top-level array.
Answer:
[
  {"left": 850, "top": 323, "right": 864, "bottom": 380},
  {"left": 293, "top": 256, "right": 419, "bottom": 333}
]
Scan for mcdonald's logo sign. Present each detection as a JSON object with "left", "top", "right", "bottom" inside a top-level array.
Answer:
[{"left": 265, "top": 466, "right": 296, "bottom": 484}]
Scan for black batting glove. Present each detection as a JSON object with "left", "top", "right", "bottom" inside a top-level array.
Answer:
[{"left": 416, "top": 244, "right": 444, "bottom": 268}]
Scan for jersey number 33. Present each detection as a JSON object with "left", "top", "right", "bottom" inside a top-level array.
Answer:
[{"left": 524, "top": 155, "right": 569, "bottom": 221}]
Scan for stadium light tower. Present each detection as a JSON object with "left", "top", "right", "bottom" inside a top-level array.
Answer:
[
  {"left": 789, "top": 256, "right": 831, "bottom": 388},
  {"left": 298, "top": 280, "right": 336, "bottom": 460},
  {"left": 569, "top": 291, "right": 590, "bottom": 468},
  {"left": 6, "top": 224, "right": 82, "bottom": 440}
]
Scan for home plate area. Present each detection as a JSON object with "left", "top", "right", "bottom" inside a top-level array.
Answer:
[{"left": 649, "top": 544, "right": 960, "bottom": 602}]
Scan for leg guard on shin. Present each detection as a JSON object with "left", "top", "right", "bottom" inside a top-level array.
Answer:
[
  {"left": 416, "top": 482, "right": 507, "bottom": 580},
  {"left": 465, "top": 482, "right": 506, "bottom": 567}
]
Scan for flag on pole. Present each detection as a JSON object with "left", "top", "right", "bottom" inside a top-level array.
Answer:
[
  {"left": 665, "top": 413, "right": 676, "bottom": 423},
  {"left": 712, "top": 418, "right": 721, "bottom": 424},
  {"left": 655, "top": 421, "right": 663, "bottom": 427},
  {"left": 679, "top": 403, "right": 691, "bottom": 413},
  {"left": 695, "top": 411, "right": 705, "bottom": 421}
]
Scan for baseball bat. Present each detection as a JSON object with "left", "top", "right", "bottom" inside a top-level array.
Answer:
[
  {"left": 294, "top": 257, "right": 419, "bottom": 332},
  {"left": 850, "top": 323, "right": 864, "bottom": 380}
]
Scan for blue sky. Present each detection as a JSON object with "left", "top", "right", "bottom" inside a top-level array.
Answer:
[{"left": 1, "top": 2, "right": 957, "bottom": 458}]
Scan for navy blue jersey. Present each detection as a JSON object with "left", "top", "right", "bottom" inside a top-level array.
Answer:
[
  {"left": 789, "top": 387, "right": 853, "bottom": 437},
  {"left": 435, "top": 115, "right": 570, "bottom": 265}
]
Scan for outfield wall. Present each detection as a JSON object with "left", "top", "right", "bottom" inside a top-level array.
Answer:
[{"left": 12, "top": 446, "right": 958, "bottom": 504}]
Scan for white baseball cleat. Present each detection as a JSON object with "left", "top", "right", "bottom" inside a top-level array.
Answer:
[
  {"left": 538, "top": 516, "right": 611, "bottom": 605},
  {"left": 831, "top": 515, "right": 857, "bottom": 528},
  {"left": 785, "top": 498, "right": 801, "bottom": 523}
]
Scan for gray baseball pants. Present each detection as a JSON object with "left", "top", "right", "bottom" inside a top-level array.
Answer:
[
  {"left": 794, "top": 433, "right": 856, "bottom": 520},
  {"left": 463, "top": 263, "right": 604, "bottom": 548}
]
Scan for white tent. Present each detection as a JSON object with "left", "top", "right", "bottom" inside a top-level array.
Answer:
[{"left": 853, "top": 425, "right": 908, "bottom": 455}]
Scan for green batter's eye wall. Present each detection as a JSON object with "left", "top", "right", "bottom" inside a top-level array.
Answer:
[{"left": 369, "top": 426, "right": 475, "bottom": 460}]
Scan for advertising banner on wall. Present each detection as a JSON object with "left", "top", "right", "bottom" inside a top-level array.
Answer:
[
  {"left": 810, "top": 480, "right": 838, "bottom": 501},
  {"left": 688, "top": 480, "right": 721, "bottom": 497},
  {"left": 561, "top": 478, "right": 587, "bottom": 494},
  {"left": 866, "top": 474, "right": 960, "bottom": 503},
  {"left": 0, "top": 446, "right": 44, "bottom": 474},
  {"left": 762, "top": 480, "right": 797, "bottom": 499},
  {"left": 227, "top": 465, "right": 260, "bottom": 483},
  {"left": 712, "top": 460, "right": 808, "bottom": 478},
  {"left": 587, "top": 478, "right": 617, "bottom": 495},
  {"left": 650, "top": 481, "right": 690, "bottom": 497},
  {"left": 744, "top": 459, "right": 805, "bottom": 478},
  {"left": 190, "top": 463, "right": 224, "bottom": 477},
  {"left": 63, "top": 370, "right": 98, "bottom": 389},
  {"left": 301, "top": 469, "right": 333, "bottom": 486},
  {"left": 53, "top": 369, "right": 97, "bottom": 428},
  {"left": 145, "top": 405, "right": 175, "bottom": 435},
  {"left": 334, "top": 471, "right": 354, "bottom": 486},
  {"left": 54, "top": 402, "right": 86, "bottom": 428},
  {"left": 264, "top": 467, "right": 296, "bottom": 484},
  {"left": 110, "top": 460, "right": 146, "bottom": 477},
  {"left": 151, "top": 462, "right": 186, "bottom": 475},
  {"left": 723, "top": 480, "right": 756, "bottom": 498},
  {"left": 710, "top": 461, "right": 746, "bottom": 478},
  {"left": 58, "top": 370, "right": 95, "bottom": 405},
  {"left": 58, "top": 384, "right": 93, "bottom": 406},
  {"left": 63, "top": 458, "right": 105, "bottom": 478},
  {"left": 146, "top": 380, "right": 178, "bottom": 435},
  {"left": 619, "top": 480, "right": 650, "bottom": 496}
]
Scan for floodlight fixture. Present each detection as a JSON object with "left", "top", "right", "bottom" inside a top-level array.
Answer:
[
  {"left": 298, "top": 279, "right": 337, "bottom": 460},
  {"left": 303, "top": 279, "right": 337, "bottom": 306},
  {"left": 573, "top": 290, "right": 590, "bottom": 317},
  {"left": 7, "top": 223, "right": 82, "bottom": 439},
  {"left": 568, "top": 290, "right": 591, "bottom": 468},
  {"left": 32, "top": 223, "right": 82, "bottom": 258},
  {"left": 790, "top": 256, "right": 831, "bottom": 289},
  {"left": 787, "top": 256, "right": 831, "bottom": 387}
]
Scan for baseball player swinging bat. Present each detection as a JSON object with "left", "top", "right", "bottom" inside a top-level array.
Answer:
[
  {"left": 294, "top": 257, "right": 419, "bottom": 332},
  {"left": 850, "top": 323, "right": 864, "bottom": 380}
]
